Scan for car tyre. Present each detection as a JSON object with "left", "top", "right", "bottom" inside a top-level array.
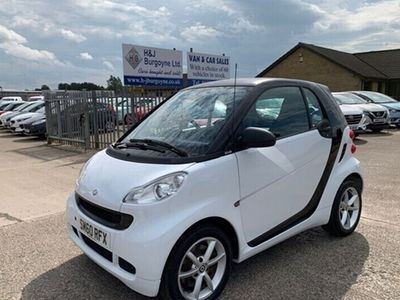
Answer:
[
  {"left": 322, "top": 179, "right": 362, "bottom": 236},
  {"left": 160, "top": 225, "right": 232, "bottom": 300}
]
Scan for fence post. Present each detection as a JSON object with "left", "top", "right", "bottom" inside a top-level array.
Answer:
[
  {"left": 44, "top": 92, "right": 52, "bottom": 145},
  {"left": 83, "top": 91, "right": 90, "bottom": 150},
  {"left": 92, "top": 91, "right": 100, "bottom": 149}
]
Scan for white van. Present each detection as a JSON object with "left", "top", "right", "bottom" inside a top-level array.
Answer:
[
  {"left": 0, "top": 96, "right": 23, "bottom": 103},
  {"left": 28, "top": 95, "right": 44, "bottom": 101}
]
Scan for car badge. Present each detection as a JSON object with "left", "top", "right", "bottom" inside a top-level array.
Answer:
[{"left": 92, "top": 189, "right": 98, "bottom": 196}]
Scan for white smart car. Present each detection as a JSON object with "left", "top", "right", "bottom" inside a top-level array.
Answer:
[{"left": 66, "top": 78, "right": 363, "bottom": 300}]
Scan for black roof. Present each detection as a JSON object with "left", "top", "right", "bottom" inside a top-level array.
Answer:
[
  {"left": 257, "top": 42, "right": 398, "bottom": 79},
  {"left": 355, "top": 49, "right": 400, "bottom": 79}
]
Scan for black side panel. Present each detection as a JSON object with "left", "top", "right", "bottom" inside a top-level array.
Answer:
[{"left": 248, "top": 130, "right": 342, "bottom": 247}]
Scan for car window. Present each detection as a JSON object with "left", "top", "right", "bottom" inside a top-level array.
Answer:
[
  {"left": 303, "top": 88, "right": 323, "bottom": 127},
  {"left": 241, "top": 87, "right": 309, "bottom": 138}
]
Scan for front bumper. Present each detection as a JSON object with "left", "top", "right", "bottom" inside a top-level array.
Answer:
[{"left": 66, "top": 193, "right": 163, "bottom": 297}]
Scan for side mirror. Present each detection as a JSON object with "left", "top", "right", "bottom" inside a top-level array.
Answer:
[
  {"left": 239, "top": 127, "right": 276, "bottom": 148},
  {"left": 316, "top": 118, "right": 332, "bottom": 138}
]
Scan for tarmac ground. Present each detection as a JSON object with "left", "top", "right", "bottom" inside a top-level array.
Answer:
[{"left": 0, "top": 129, "right": 399, "bottom": 299}]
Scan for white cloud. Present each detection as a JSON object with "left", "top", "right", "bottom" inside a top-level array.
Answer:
[
  {"left": 0, "top": 24, "right": 26, "bottom": 44},
  {"left": 60, "top": 29, "right": 87, "bottom": 43},
  {"left": 0, "top": 24, "right": 62, "bottom": 65},
  {"left": 181, "top": 23, "right": 221, "bottom": 43},
  {"left": 103, "top": 61, "right": 114, "bottom": 70},
  {"left": 79, "top": 52, "right": 93, "bottom": 60}
]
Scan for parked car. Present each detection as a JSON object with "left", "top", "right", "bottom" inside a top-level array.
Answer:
[
  {"left": 0, "top": 96, "right": 23, "bottom": 103},
  {"left": 332, "top": 92, "right": 389, "bottom": 132},
  {"left": 10, "top": 107, "right": 45, "bottom": 133},
  {"left": 0, "top": 100, "right": 44, "bottom": 128},
  {"left": 27, "top": 95, "right": 44, "bottom": 101},
  {"left": 350, "top": 91, "right": 400, "bottom": 127},
  {"left": 117, "top": 98, "right": 158, "bottom": 124},
  {"left": 335, "top": 102, "right": 368, "bottom": 133},
  {"left": 22, "top": 118, "right": 46, "bottom": 137},
  {"left": 67, "top": 78, "right": 363, "bottom": 300},
  {"left": 0, "top": 101, "right": 26, "bottom": 118}
]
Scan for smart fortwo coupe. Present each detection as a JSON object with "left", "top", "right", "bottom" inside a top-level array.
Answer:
[{"left": 66, "top": 78, "right": 363, "bottom": 300}]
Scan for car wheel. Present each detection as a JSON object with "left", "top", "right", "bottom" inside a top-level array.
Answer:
[
  {"left": 322, "top": 179, "right": 362, "bottom": 236},
  {"left": 160, "top": 225, "right": 232, "bottom": 300}
]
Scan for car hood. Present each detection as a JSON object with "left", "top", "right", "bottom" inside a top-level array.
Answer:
[
  {"left": 378, "top": 102, "right": 400, "bottom": 110},
  {"left": 11, "top": 112, "right": 44, "bottom": 122},
  {"left": 76, "top": 149, "right": 194, "bottom": 211},
  {"left": 2, "top": 111, "right": 23, "bottom": 121},
  {"left": 339, "top": 105, "right": 363, "bottom": 115},
  {"left": 347, "top": 103, "right": 387, "bottom": 112},
  {"left": 20, "top": 113, "right": 45, "bottom": 124}
]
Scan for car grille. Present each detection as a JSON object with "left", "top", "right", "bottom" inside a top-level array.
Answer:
[
  {"left": 345, "top": 114, "right": 362, "bottom": 125},
  {"left": 76, "top": 194, "right": 133, "bottom": 230},
  {"left": 370, "top": 111, "right": 387, "bottom": 118},
  {"left": 22, "top": 123, "right": 31, "bottom": 130}
]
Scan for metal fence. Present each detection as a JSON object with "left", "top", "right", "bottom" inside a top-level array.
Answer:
[{"left": 44, "top": 90, "right": 166, "bottom": 149}]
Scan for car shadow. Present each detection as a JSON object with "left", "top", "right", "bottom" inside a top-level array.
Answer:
[
  {"left": 12, "top": 136, "right": 46, "bottom": 142},
  {"left": 363, "top": 130, "right": 393, "bottom": 137},
  {"left": 20, "top": 254, "right": 148, "bottom": 300},
  {"left": 11, "top": 145, "right": 78, "bottom": 161},
  {"left": 20, "top": 228, "right": 369, "bottom": 300},
  {"left": 221, "top": 228, "right": 369, "bottom": 299},
  {"left": 354, "top": 138, "right": 367, "bottom": 145}
]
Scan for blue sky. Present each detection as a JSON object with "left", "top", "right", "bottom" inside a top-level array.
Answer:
[{"left": 0, "top": 0, "right": 399, "bottom": 90}]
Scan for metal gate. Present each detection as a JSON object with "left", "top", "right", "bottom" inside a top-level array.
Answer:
[{"left": 44, "top": 90, "right": 166, "bottom": 149}]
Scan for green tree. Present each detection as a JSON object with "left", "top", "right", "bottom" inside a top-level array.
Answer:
[
  {"left": 41, "top": 84, "right": 50, "bottom": 90},
  {"left": 106, "top": 75, "right": 123, "bottom": 92}
]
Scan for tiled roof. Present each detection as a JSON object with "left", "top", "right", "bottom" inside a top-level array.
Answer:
[
  {"left": 257, "top": 42, "right": 399, "bottom": 80},
  {"left": 355, "top": 49, "right": 400, "bottom": 79}
]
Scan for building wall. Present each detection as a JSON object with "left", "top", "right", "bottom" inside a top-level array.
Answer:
[{"left": 261, "top": 47, "right": 363, "bottom": 92}]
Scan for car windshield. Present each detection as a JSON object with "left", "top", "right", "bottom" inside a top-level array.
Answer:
[
  {"left": 0, "top": 102, "right": 11, "bottom": 109},
  {"left": 14, "top": 102, "right": 32, "bottom": 111},
  {"left": 22, "top": 102, "right": 44, "bottom": 112},
  {"left": 4, "top": 103, "right": 24, "bottom": 111},
  {"left": 333, "top": 93, "right": 368, "bottom": 105},
  {"left": 123, "top": 86, "right": 253, "bottom": 156},
  {"left": 357, "top": 92, "right": 397, "bottom": 103}
]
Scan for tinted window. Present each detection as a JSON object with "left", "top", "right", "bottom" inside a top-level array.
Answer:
[
  {"left": 242, "top": 87, "right": 309, "bottom": 138},
  {"left": 303, "top": 88, "right": 323, "bottom": 127}
]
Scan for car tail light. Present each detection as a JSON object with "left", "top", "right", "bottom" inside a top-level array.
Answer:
[{"left": 351, "top": 144, "right": 357, "bottom": 154}]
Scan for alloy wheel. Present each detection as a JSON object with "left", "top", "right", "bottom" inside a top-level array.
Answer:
[
  {"left": 339, "top": 186, "right": 360, "bottom": 230},
  {"left": 178, "top": 237, "right": 227, "bottom": 300}
]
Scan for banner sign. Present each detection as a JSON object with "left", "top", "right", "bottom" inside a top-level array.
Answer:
[
  {"left": 187, "top": 52, "right": 230, "bottom": 86},
  {"left": 122, "top": 44, "right": 183, "bottom": 87}
]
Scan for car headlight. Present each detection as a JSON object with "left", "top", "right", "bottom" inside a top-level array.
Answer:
[{"left": 123, "top": 172, "right": 187, "bottom": 204}]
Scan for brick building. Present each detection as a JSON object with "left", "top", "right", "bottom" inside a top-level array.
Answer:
[{"left": 257, "top": 43, "right": 400, "bottom": 100}]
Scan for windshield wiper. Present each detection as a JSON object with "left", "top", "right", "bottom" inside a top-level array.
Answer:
[
  {"left": 112, "top": 141, "right": 166, "bottom": 153},
  {"left": 129, "top": 139, "right": 188, "bottom": 157}
]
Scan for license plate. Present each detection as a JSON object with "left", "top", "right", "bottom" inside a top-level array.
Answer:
[
  {"left": 373, "top": 118, "right": 385, "bottom": 123},
  {"left": 79, "top": 218, "right": 111, "bottom": 250},
  {"left": 349, "top": 125, "right": 358, "bottom": 130}
]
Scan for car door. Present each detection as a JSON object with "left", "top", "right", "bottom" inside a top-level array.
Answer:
[{"left": 236, "top": 86, "right": 331, "bottom": 246}]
